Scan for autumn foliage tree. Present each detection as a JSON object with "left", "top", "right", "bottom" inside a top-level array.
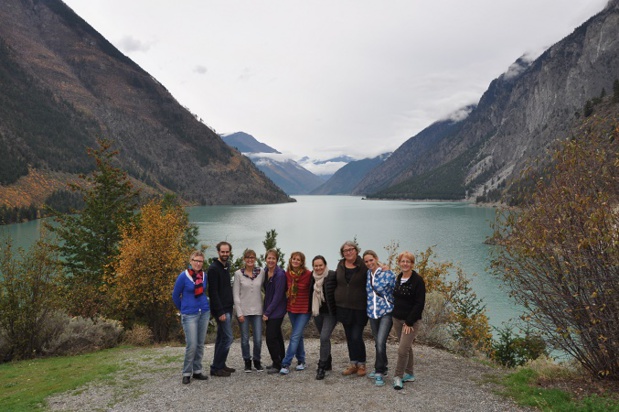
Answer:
[
  {"left": 109, "top": 198, "right": 194, "bottom": 342},
  {"left": 492, "top": 117, "right": 619, "bottom": 379}
]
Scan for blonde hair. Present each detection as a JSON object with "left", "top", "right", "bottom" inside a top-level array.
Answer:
[{"left": 397, "top": 251, "right": 415, "bottom": 265}]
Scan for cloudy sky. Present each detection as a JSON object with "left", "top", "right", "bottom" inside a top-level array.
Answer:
[{"left": 63, "top": 0, "right": 608, "bottom": 171}]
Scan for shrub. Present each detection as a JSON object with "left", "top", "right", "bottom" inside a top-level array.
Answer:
[
  {"left": 492, "top": 324, "right": 547, "bottom": 368},
  {"left": 42, "top": 314, "right": 123, "bottom": 356},
  {"left": 123, "top": 324, "right": 154, "bottom": 346},
  {"left": 418, "top": 291, "right": 453, "bottom": 348}
]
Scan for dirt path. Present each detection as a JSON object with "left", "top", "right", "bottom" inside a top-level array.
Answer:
[{"left": 47, "top": 339, "right": 530, "bottom": 412}]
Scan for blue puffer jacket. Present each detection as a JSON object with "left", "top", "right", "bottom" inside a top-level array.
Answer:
[{"left": 366, "top": 268, "right": 396, "bottom": 319}]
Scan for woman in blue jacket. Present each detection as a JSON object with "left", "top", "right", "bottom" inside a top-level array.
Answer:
[
  {"left": 363, "top": 250, "right": 396, "bottom": 387},
  {"left": 172, "top": 250, "right": 210, "bottom": 384}
]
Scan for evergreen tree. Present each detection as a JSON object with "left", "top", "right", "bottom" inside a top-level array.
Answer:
[
  {"left": 613, "top": 79, "right": 619, "bottom": 103},
  {"left": 47, "top": 139, "right": 139, "bottom": 318}
]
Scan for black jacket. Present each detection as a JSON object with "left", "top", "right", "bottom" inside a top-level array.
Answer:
[
  {"left": 309, "top": 270, "right": 337, "bottom": 316},
  {"left": 207, "top": 259, "right": 234, "bottom": 318},
  {"left": 392, "top": 270, "right": 426, "bottom": 326}
]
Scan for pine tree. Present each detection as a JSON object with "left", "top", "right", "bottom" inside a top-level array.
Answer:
[{"left": 47, "top": 139, "right": 139, "bottom": 318}]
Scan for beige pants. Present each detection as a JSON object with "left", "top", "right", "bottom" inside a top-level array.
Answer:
[{"left": 392, "top": 318, "right": 421, "bottom": 378}]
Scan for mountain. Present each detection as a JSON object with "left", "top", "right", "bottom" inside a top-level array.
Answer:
[
  {"left": 310, "top": 153, "right": 391, "bottom": 195},
  {"left": 222, "top": 132, "right": 280, "bottom": 154},
  {"left": 221, "top": 132, "right": 324, "bottom": 194},
  {"left": 0, "top": 0, "right": 290, "bottom": 208},
  {"left": 353, "top": 1, "right": 619, "bottom": 201}
]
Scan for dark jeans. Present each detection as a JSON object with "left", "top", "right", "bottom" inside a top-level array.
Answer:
[
  {"left": 369, "top": 314, "right": 393, "bottom": 374},
  {"left": 211, "top": 312, "right": 233, "bottom": 372},
  {"left": 314, "top": 313, "right": 337, "bottom": 364},
  {"left": 342, "top": 320, "right": 366, "bottom": 364},
  {"left": 265, "top": 317, "right": 285, "bottom": 369}
]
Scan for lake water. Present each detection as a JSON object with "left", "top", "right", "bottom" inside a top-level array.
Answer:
[{"left": 1, "top": 195, "right": 519, "bottom": 327}]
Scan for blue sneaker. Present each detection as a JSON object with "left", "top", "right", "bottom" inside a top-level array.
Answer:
[
  {"left": 279, "top": 366, "right": 290, "bottom": 375},
  {"left": 295, "top": 362, "right": 306, "bottom": 371},
  {"left": 368, "top": 370, "right": 388, "bottom": 379},
  {"left": 374, "top": 374, "right": 385, "bottom": 387},
  {"left": 403, "top": 373, "right": 416, "bottom": 382}
]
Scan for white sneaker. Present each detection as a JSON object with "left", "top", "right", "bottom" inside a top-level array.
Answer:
[
  {"left": 295, "top": 362, "right": 306, "bottom": 371},
  {"left": 393, "top": 376, "right": 403, "bottom": 390}
]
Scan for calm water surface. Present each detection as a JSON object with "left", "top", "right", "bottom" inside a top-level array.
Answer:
[
  {"left": 188, "top": 195, "right": 517, "bottom": 327},
  {"left": 2, "top": 196, "right": 518, "bottom": 327}
]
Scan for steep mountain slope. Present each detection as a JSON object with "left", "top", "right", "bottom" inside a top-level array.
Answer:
[
  {"left": 310, "top": 153, "right": 390, "bottom": 195},
  {"left": 222, "top": 132, "right": 324, "bottom": 194},
  {"left": 0, "top": 0, "right": 290, "bottom": 206},
  {"left": 354, "top": 1, "right": 619, "bottom": 200}
]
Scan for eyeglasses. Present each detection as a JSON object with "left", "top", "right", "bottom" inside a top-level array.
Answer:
[
  {"left": 245, "top": 256, "right": 256, "bottom": 260},
  {"left": 191, "top": 259, "right": 204, "bottom": 263},
  {"left": 342, "top": 248, "right": 356, "bottom": 253}
]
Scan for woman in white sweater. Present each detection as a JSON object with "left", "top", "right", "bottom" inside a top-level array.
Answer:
[{"left": 233, "top": 249, "right": 266, "bottom": 372}]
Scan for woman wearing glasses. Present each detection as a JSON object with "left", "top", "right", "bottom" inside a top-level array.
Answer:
[
  {"left": 334, "top": 240, "right": 369, "bottom": 377},
  {"left": 233, "top": 249, "right": 266, "bottom": 372},
  {"left": 172, "top": 250, "right": 210, "bottom": 384}
]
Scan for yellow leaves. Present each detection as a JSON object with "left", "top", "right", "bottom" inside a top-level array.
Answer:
[{"left": 109, "top": 199, "right": 192, "bottom": 311}]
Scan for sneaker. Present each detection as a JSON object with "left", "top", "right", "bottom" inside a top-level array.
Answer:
[
  {"left": 342, "top": 364, "right": 358, "bottom": 376},
  {"left": 210, "top": 369, "right": 231, "bottom": 377},
  {"left": 254, "top": 360, "right": 264, "bottom": 372},
  {"left": 368, "top": 370, "right": 389, "bottom": 379},
  {"left": 403, "top": 373, "right": 416, "bottom": 382},
  {"left": 244, "top": 360, "right": 252, "bottom": 373},
  {"left": 223, "top": 365, "right": 236, "bottom": 373},
  {"left": 192, "top": 373, "right": 209, "bottom": 380},
  {"left": 182, "top": 376, "right": 191, "bottom": 384},
  {"left": 393, "top": 376, "right": 403, "bottom": 390},
  {"left": 295, "top": 362, "right": 306, "bottom": 371},
  {"left": 279, "top": 366, "right": 290, "bottom": 375},
  {"left": 356, "top": 364, "right": 367, "bottom": 377},
  {"left": 375, "top": 375, "right": 385, "bottom": 387}
]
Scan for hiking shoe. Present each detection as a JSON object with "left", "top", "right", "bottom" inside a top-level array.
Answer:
[
  {"left": 182, "top": 376, "right": 191, "bottom": 384},
  {"left": 279, "top": 366, "right": 290, "bottom": 375},
  {"left": 342, "top": 364, "right": 358, "bottom": 376},
  {"left": 356, "top": 364, "right": 367, "bottom": 377},
  {"left": 223, "top": 365, "right": 236, "bottom": 373},
  {"left": 393, "top": 376, "right": 403, "bottom": 390},
  {"left": 295, "top": 362, "right": 306, "bottom": 371},
  {"left": 375, "top": 374, "right": 385, "bottom": 387},
  {"left": 210, "top": 369, "right": 231, "bottom": 377},
  {"left": 403, "top": 373, "right": 416, "bottom": 382},
  {"left": 267, "top": 366, "right": 280, "bottom": 374},
  {"left": 244, "top": 360, "right": 252, "bottom": 373},
  {"left": 254, "top": 360, "right": 264, "bottom": 372}
]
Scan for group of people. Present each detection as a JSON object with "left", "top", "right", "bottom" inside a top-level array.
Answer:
[{"left": 172, "top": 240, "right": 426, "bottom": 390}]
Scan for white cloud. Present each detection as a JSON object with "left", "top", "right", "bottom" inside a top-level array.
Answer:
[{"left": 116, "top": 35, "right": 152, "bottom": 53}]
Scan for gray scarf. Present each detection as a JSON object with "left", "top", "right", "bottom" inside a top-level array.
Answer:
[{"left": 312, "top": 267, "right": 328, "bottom": 316}]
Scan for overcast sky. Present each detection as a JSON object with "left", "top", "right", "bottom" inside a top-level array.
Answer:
[{"left": 63, "top": 0, "right": 608, "bottom": 167}]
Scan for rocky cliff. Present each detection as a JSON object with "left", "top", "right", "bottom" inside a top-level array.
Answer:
[{"left": 354, "top": 0, "right": 619, "bottom": 201}]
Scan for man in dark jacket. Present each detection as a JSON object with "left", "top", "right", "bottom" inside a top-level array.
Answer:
[{"left": 208, "top": 241, "right": 235, "bottom": 377}]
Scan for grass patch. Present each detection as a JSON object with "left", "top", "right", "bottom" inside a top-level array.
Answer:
[
  {"left": 499, "top": 368, "right": 619, "bottom": 411},
  {"left": 0, "top": 346, "right": 143, "bottom": 412}
]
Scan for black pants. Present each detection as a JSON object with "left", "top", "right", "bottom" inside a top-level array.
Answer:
[{"left": 265, "top": 317, "right": 285, "bottom": 368}]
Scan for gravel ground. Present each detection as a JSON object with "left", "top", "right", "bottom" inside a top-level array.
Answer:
[{"left": 47, "top": 339, "right": 530, "bottom": 412}]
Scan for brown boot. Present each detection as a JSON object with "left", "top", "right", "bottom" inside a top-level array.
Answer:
[
  {"left": 356, "top": 363, "right": 367, "bottom": 377},
  {"left": 342, "top": 364, "right": 358, "bottom": 376}
]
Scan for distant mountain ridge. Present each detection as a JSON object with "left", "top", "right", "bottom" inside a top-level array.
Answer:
[
  {"left": 311, "top": 153, "right": 391, "bottom": 195},
  {"left": 0, "top": 0, "right": 290, "bottom": 207},
  {"left": 354, "top": 1, "right": 619, "bottom": 201},
  {"left": 222, "top": 132, "right": 324, "bottom": 194}
]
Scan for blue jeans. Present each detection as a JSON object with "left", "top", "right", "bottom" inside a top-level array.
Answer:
[
  {"left": 181, "top": 310, "right": 210, "bottom": 376},
  {"left": 282, "top": 312, "right": 311, "bottom": 367},
  {"left": 314, "top": 313, "right": 337, "bottom": 364},
  {"left": 369, "top": 314, "right": 393, "bottom": 374},
  {"left": 239, "top": 314, "right": 262, "bottom": 361},
  {"left": 211, "top": 312, "right": 233, "bottom": 371}
]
